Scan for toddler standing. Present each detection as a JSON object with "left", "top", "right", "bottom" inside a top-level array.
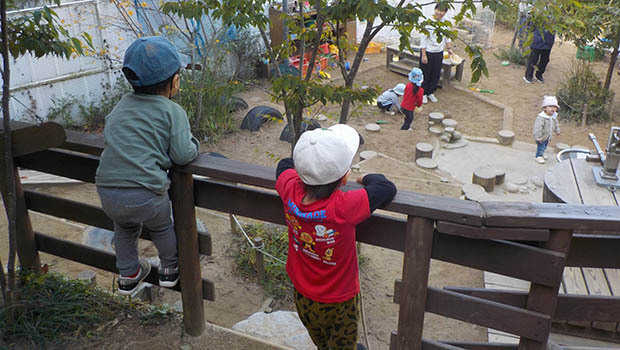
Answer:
[
  {"left": 400, "top": 68, "right": 424, "bottom": 130},
  {"left": 533, "top": 95, "right": 560, "bottom": 164}
]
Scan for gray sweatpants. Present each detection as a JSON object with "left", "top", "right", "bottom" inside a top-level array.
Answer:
[{"left": 96, "top": 186, "right": 178, "bottom": 276}]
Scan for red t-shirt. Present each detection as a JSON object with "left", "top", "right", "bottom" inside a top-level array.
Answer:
[
  {"left": 275, "top": 169, "right": 371, "bottom": 303},
  {"left": 400, "top": 82, "right": 424, "bottom": 111}
]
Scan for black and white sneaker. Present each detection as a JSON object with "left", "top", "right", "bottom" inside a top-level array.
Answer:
[
  {"left": 159, "top": 264, "right": 179, "bottom": 288},
  {"left": 118, "top": 259, "right": 151, "bottom": 296},
  {"left": 535, "top": 75, "right": 545, "bottom": 83}
]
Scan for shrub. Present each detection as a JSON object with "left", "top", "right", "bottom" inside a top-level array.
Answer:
[
  {"left": 233, "top": 223, "right": 293, "bottom": 301},
  {"left": 494, "top": 46, "right": 528, "bottom": 66},
  {"left": 46, "top": 76, "right": 131, "bottom": 132},
  {"left": 557, "top": 60, "right": 613, "bottom": 124}
]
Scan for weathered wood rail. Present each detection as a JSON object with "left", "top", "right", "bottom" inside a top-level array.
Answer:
[{"left": 3, "top": 120, "right": 620, "bottom": 349}]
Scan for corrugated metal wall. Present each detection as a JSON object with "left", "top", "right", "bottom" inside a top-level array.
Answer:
[{"left": 8, "top": 0, "right": 133, "bottom": 122}]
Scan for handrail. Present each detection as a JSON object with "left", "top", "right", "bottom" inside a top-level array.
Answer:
[{"left": 6, "top": 120, "right": 620, "bottom": 350}]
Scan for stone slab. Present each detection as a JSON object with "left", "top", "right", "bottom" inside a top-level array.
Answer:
[{"left": 416, "top": 157, "right": 438, "bottom": 169}]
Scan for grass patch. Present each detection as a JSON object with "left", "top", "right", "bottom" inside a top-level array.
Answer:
[
  {"left": 234, "top": 223, "right": 293, "bottom": 301},
  {"left": 0, "top": 272, "right": 176, "bottom": 349}
]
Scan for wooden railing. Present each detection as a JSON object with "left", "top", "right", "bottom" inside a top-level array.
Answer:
[{"left": 3, "top": 120, "right": 620, "bottom": 349}]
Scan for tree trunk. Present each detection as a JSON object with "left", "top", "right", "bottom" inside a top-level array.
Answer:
[
  {"left": 339, "top": 18, "right": 376, "bottom": 123},
  {"left": 258, "top": 26, "right": 281, "bottom": 78},
  {"left": 603, "top": 30, "right": 620, "bottom": 92},
  {"left": 510, "top": 0, "right": 522, "bottom": 49},
  {"left": 1, "top": 0, "right": 17, "bottom": 316}
]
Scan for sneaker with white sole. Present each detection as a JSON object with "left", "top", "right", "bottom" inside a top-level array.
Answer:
[
  {"left": 535, "top": 156, "right": 546, "bottom": 164},
  {"left": 388, "top": 110, "right": 396, "bottom": 115},
  {"left": 159, "top": 264, "right": 179, "bottom": 288},
  {"left": 523, "top": 76, "right": 533, "bottom": 84},
  {"left": 428, "top": 94, "right": 438, "bottom": 103},
  {"left": 422, "top": 95, "right": 428, "bottom": 104},
  {"left": 543, "top": 154, "right": 548, "bottom": 160},
  {"left": 118, "top": 259, "right": 151, "bottom": 296}
]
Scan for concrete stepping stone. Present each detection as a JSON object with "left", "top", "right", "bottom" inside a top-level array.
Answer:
[
  {"left": 429, "top": 126, "right": 443, "bottom": 136},
  {"left": 415, "top": 157, "right": 438, "bottom": 169},
  {"left": 415, "top": 143, "right": 433, "bottom": 160},
  {"left": 442, "top": 118, "right": 457, "bottom": 129},
  {"left": 498, "top": 130, "right": 515, "bottom": 145},
  {"left": 359, "top": 150, "right": 377, "bottom": 161},
  {"left": 429, "top": 112, "right": 444, "bottom": 123},
  {"left": 443, "top": 139, "right": 469, "bottom": 149}
]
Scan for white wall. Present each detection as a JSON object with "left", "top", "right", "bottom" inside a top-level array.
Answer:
[{"left": 355, "top": 0, "right": 467, "bottom": 45}]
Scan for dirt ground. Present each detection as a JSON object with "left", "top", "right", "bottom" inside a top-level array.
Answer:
[{"left": 2, "top": 25, "right": 620, "bottom": 349}]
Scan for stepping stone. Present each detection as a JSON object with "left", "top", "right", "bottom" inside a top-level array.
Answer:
[
  {"left": 461, "top": 183, "right": 488, "bottom": 201},
  {"left": 444, "top": 127, "right": 455, "bottom": 135},
  {"left": 443, "top": 139, "right": 469, "bottom": 149},
  {"left": 365, "top": 123, "right": 380, "bottom": 132},
  {"left": 504, "top": 182, "right": 519, "bottom": 193},
  {"left": 415, "top": 142, "right": 434, "bottom": 160},
  {"left": 441, "top": 118, "right": 457, "bottom": 129},
  {"left": 429, "top": 126, "right": 443, "bottom": 136},
  {"left": 359, "top": 150, "right": 377, "bottom": 161},
  {"left": 510, "top": 174, "right": 528, "bottom": 185},
  {"left": 452, "top": 131, "right": 462, "bottom": 140},
  {"left": 495, "top": 169, "right": 506, "bottom": 185},
  {"left": 415, "top": 157, "right": 438, "bottom": 169},
  {"left": 440, "top": 134, "right": 451, "bottom": 142},
  {"left": 472, "top": 166, "right": 496, "bottom": 192},
  {"left": 429, "top": 112, "right": 444, "bottom": 123},
  {"left": 498, "top": 130, "right": 515, "bottom": 145}
]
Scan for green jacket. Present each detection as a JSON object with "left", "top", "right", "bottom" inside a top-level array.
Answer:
[{"left": 96, "top": 93, "right": 199, "bottom": 194}]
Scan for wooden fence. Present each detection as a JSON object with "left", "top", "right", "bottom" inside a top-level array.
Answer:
[{"left": 3, "top": 120, "right": 620, "bottom": 349}]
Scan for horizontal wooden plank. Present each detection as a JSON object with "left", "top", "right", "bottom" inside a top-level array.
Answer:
[
  {"left": 442, "top": 342, "right": 517, "bottom": 350},
  {"left": 63, "top": 129, "right": 104, "bottom": 155},
  {"left": 566, "top": 234, "right": 620, "bottom": 268},
  {"left": 425, "top": 287, "right": 549, "bottom": 342},
  {"left": 34, "top": 231, "right": 215, "bottom": 301},
  {"left": 432, "top": 233, "right": 565, "bottom": 287},
  {"left": 12, "top": 135, "right": 620, "bottom": 231},
  {"left": 16, "top": 148, "right": 99, "bottom": 183},
  {"left": 25, "top": 190, "right": 212, "bottom": 256},
  {"left": 446, "top": 287, "right": 620, "bottom": 322},
  {"left": 436, "top": 221, "right": 550, "bottom": 241},
  {"left": 480, "top": 201, "right": 620, "bottom": 232},
  {"left": 421, "top": 339, "right": 468, "bottom": 350},
  {"left": 5, "top": 121, "right": 66, "bottom": 157}
]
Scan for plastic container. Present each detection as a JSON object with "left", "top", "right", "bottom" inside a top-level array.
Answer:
[{"left": 576, "top": 46, "right": 596, "bottom": 61}]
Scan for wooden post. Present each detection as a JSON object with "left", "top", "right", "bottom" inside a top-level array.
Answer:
[
  {"left": 581, "top": 103, "right": 588, "bottom": 127},
  {"left": 415, "top": 143, "right": 433, "bottom": 160},
  {"left": 394, "top": 216, "right": 434, "bottom": 350},
  {"left": 472, "top": 166, "right": 496, "bottom": 192},
  {"left": 518, "top": 229, "right": 572, "bottom": 350},
  {"left": 0, "top": 166, "right": 41, "bottom": 271},
  {"left": 169, "top": 169, "right": 204, "bottom": 337},
  {"left": 254, "top": 237, "right": 265, "bottom": 283}
]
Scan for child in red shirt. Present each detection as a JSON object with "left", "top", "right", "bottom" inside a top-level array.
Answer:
[
  {"left": 400, "top": 67, "right": 425, "bottom": 130},
  {"left": 275, "top": 124, "right": 396, "bottom": 350}
]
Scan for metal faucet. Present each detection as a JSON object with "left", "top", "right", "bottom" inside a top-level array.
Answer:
[{"left": 591, "top": 127, "right": 620, "bottom": 188}]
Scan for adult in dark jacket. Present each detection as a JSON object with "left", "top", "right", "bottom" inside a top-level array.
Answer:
[{"left": 523, "top": 27, "right": 555, "bottom": 83}]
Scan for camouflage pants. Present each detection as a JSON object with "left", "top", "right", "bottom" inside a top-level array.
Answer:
[{"left": 294, "top": 289, "right": 360, "bottom": 350}]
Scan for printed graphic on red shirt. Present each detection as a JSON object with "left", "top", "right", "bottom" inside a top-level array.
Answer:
[{"left": 275, "top": 168, "right": 371, "bottom": 303}]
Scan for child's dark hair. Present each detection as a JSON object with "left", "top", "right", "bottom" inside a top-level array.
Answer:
[
  {"left": 304, "top": 177, "right": 343, "bottom": 200},
  {"left": 122, "top": 67, "right": 180, "bottom": 95},
  {"left": 435, "top": 2, "right": 449, "bottom": 11}
]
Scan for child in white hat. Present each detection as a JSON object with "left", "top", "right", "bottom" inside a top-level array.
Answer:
[
  {"left": 275, "top": 124, "right": 396, "bottom": 350},
  {"left": 532, "top": 95, "right": 561, "bottom": 163},
  {"left": 377, "top": 83, "right": 406, "bottom": 115}
]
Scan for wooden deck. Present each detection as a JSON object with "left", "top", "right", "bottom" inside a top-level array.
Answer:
[{"left": 482, "top": 158, "right": 620, "bottom": 346}]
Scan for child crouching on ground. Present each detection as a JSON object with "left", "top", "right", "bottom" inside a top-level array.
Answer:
[
  {"left": 400, "top": 68, "right": 424, "bottom": 130},
  {"left": 275, "top": 124, "right": 397, "bottom": 350},
  {"left": 96, "top": 37, "right": 200, "bottom": 295},
  {"left": 533, "top": 95, "right": 561, "bottom": 164},
  {"left": 377, "top": 83, "right": 406, "bottom": 115}
]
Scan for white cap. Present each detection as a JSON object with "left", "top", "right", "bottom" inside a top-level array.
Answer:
[
  {"left": 293, "top": 124, "right": 360, "bottom": 185},
  {"left": 542, "top": 95, "right": 560, "bottom": 110},
  {"left": 394, "top": 83, "right": 406, "bottom": 96}
]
